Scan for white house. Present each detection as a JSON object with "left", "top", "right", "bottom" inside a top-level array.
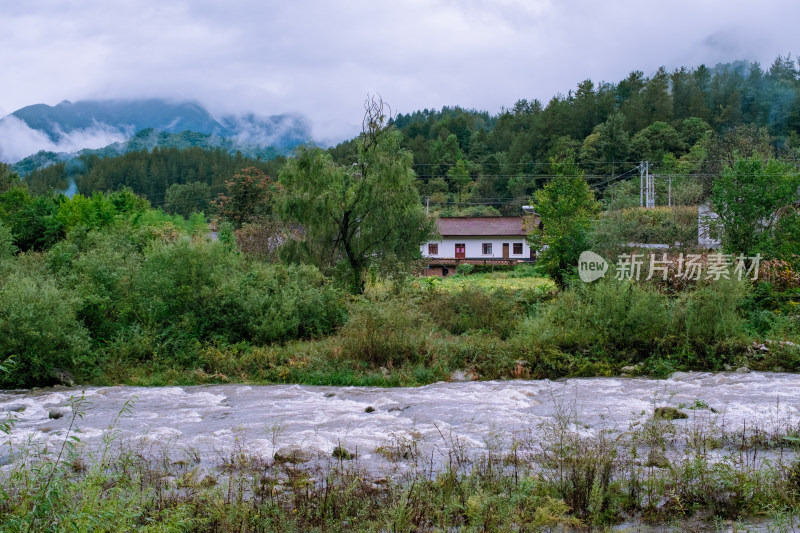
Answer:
[{"left": 420, "top": 217, "right": 536, "bottom": 274}]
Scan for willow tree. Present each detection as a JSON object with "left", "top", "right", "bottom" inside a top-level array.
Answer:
[
  {"left": 527, "top": 158, "right": 600, "bottom": 288},
  {"left": 279, "top": 97, "right": 434, "bottom": 293}
]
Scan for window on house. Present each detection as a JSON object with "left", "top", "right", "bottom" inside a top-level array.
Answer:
[
  {"left": 513, "top": 242, "right": 523, "bottom": 255},
  {"left": 482, "top": 243, "right": 492, "bottom": 255},
  {"left": 428, "top": 243, "right": 438, "bottom": 255}
]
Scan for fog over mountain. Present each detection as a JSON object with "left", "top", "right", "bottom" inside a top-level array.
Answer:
[{"left": 0, "top": 99, "right": 312, "bottom": 164}]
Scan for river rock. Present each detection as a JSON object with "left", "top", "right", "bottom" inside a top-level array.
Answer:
[
  {"left": 620, "top": 364, "right": 642, "bottom": 376},
  {"left": 273, "top": 446, "right": 314, "bottom": 464},
  {"left": 365, "top": 406, "right": 375, "bottom": 413},
  {"left": 49, "top": 368, "right": 75, "bottom": 387},
  {"left": 450, "top": 369, "right": 478, "bottom": 382},
  {"left": 450, "top": 370, "right": 468, "bottom": 382},
  {"left": 653, "top": 407, "right": 688, "bottom": 420},
  {"left": 736, "top": 366, "right": 751, "bottom": 374},
  {"left": 48, "top": 410, "right": 66, "bottom": 420},
  {"left": 3, "top": 404, "right": 26, "bottom": 413}
]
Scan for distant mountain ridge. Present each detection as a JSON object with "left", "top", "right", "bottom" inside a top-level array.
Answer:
[
  {"left": 0, "top": 98, "right": 312, "bottom": 166},
  {"left": 11, "top": 129, "right": 285, "bottom": 175}
]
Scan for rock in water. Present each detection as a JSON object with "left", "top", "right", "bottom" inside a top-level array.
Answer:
[{"left": 273, "top": 445, "right": 313, "bottom": 464}]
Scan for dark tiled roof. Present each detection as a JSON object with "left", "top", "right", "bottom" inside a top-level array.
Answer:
[{"left": 435, "top": 217, "right": 533, "bottom": 237}]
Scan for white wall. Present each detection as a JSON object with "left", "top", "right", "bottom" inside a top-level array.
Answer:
[{"left": 420, "top": 236, "right": 531, "bottom": 260}]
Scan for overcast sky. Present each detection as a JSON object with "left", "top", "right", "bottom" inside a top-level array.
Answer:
[{"left": 3, "top": 0, "right": 799, "bottom": 143}]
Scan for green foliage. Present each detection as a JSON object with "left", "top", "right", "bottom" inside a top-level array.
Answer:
[
  {"left": 0, "top": 270, "right": 90, "bottom": 387},
  {"left": 0, "top": 187, "right": 64, "bottom": 251},
  {"left": 712, "top": 157, "right": 800, "bottom": 256},
  {"left": 163, "top": 181, "right": 211, "bottom": 217},
  {"left": 56, "top": 190, "right": 149, "bottom": 232},
  {"left": 528, "top": 159, "right": 600, "bottom": 287},
  {"left": 214, "top": 167, "right": 277, "bottom": 228},
  {"left": 123, "top": 240, "right": 343, "bottom": 357},
  {"left": 24, "top": 146, "right": 274, "bottom": 210},
  {"left": 279, "top": 100, "right": 433, "bottom": 293},
  {"left": 513, "top": 278, "right": 751, "bottom": 369},
  {"left": 455, "top": 263, "right": 474, "bottom": 276},
  {"left": 422, "top": 286, "right": 522, "bottom": 338},
  {"left": 590, "top": 206, "right": 700, "bottom": 257},
  {"left": 436, "top": 205, "right": 502, "bottom": 217},
  {"left": 0, "top": 162, "right": 21, "bottom": 193},
  {"left": 339, "top": 298, "right": 433, "bottom": 366},
  {"left": 0, "top": 220, "right": 17, "bottom": 260}
]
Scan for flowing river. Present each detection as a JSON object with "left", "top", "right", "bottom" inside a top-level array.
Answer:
[{"left": 2, "top": 371, "right": 799, "bottom": 475}]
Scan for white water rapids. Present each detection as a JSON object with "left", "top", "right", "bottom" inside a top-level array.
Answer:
[{"left": 1, "top": 371, "right": 799, "bottom": 473}]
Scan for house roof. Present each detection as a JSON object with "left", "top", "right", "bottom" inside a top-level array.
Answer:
[{"left": 435, "top": 217, "right": 533, "bottom": 237}]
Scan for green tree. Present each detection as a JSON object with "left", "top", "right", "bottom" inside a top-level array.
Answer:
[
  {"left": 279, "top": 97, "right": 434, "bottom": 293},
  {"left": 528, "top": 159, "right": 600, "bottom": 287},
  {"left": 711, "top": 157, "right": 800, "bottom": 256},
  {"left": 447, "top": 159, "right": 472, "bottom": 203},
  {"left": 0, "top": 162, "right": 20, "bottom": 193},
  {"left": 0, "top": 220, "right": 16, "bottom": 260},
  {"left": 164, "top": 181, "right": 211, "bottom": 218},
  {"left": 214, "top": 167, "right": 277, "bottom": 228},
  {"left": 629, "top": 121, "right": 685, "bottom": 162},
  {"left": 580, "top": 112, "right": 630, "bottom": 176}
]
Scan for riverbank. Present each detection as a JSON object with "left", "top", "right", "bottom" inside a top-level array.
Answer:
[{"left": 2, "top": 373, "right": 799, "bottom": 530}]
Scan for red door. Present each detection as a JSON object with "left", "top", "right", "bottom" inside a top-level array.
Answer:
[{"left": 455, "top": 243, "right": 465, "bottom": 259}]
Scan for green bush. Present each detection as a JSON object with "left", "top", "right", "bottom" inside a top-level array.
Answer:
[
  {"left": 339, "top": 299, "right": 433, "bottom": 366},
  {"left": 589, "top": 206, "right": 699, "bottom": 258},
  {"left": 0, "top": 271, "right": 90, "bottom": 387},
  {"left": 456, "top": 263, "right": 475, "bottom": 276},
  {"left": 513, "top": 278, "right": 751, "bottom": 367},
  {"left": 232, "top": 263, "right": 345, "bottom": 344},
  {"left": 514, "top": 280, "right": 671, "bottom": 359},
  {"left": 423, "top": 286, "right": 522, "bottom": 338},
  {"left": 671, "top": 278, "right": 750, "bottom": 360}
]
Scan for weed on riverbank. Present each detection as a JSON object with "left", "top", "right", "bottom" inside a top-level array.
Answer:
[{"left": 2, "top": 390, "right": 800, "bottom": 531}]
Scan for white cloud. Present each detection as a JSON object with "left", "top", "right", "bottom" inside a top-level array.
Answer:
[
  {"left": 0, "top": 115, "right": 128, "bottom": 163},
  {"left": 1, "top": 0, "right": 799, "bottom": 145}
]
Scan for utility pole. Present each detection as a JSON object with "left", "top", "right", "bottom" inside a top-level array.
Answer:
[
  {"left": 645, "top": 162, "right": 655, "bottom": 208},
  {"left": 667, "top": 176, "right": 672, "bottom": 207},
  {"left": 639, "top": 162, "right": 644, "bottom": 208},
  {"left": 640, "top": 161, "right": 655, "bottom": 208}
]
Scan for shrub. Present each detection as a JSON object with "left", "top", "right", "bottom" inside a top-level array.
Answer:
[
  {"left": 456, "top": 263, "right": 474, "bottom": 276},
  {"left": 514, "top": 280, "right": 672, "bottom": 360},
  {"left": 670, "top": 279, "right": 750, "bottom": 360},
  {"left": 0, "top": 271, "right": 90, "bottom": 387},
  {"left": 423, "top": 286, "right": 522, "bottom": 338},
  {"left": 339, "top": 299, "right": 433, "bottom": 366},
  {"left": 232, "top": 263, "right": 345, "bottom": 344}
]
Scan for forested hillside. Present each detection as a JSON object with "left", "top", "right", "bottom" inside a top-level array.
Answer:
[
  {"left": 23, "top": 146, "right": 283, "bottom": 211},
  {"left": 15, "top": 55, "right": 800, "bottom": 217},
  {"left": 375, "top": 56, "right": 800, "bottom": 215}
]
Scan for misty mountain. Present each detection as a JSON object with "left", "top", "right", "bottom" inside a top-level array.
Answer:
[
  {"left": 11, "top": 129, "right": 285, "bottom": 176},
  {"left": 0, "top": 98, "right": 312, "bottom": 164}
]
